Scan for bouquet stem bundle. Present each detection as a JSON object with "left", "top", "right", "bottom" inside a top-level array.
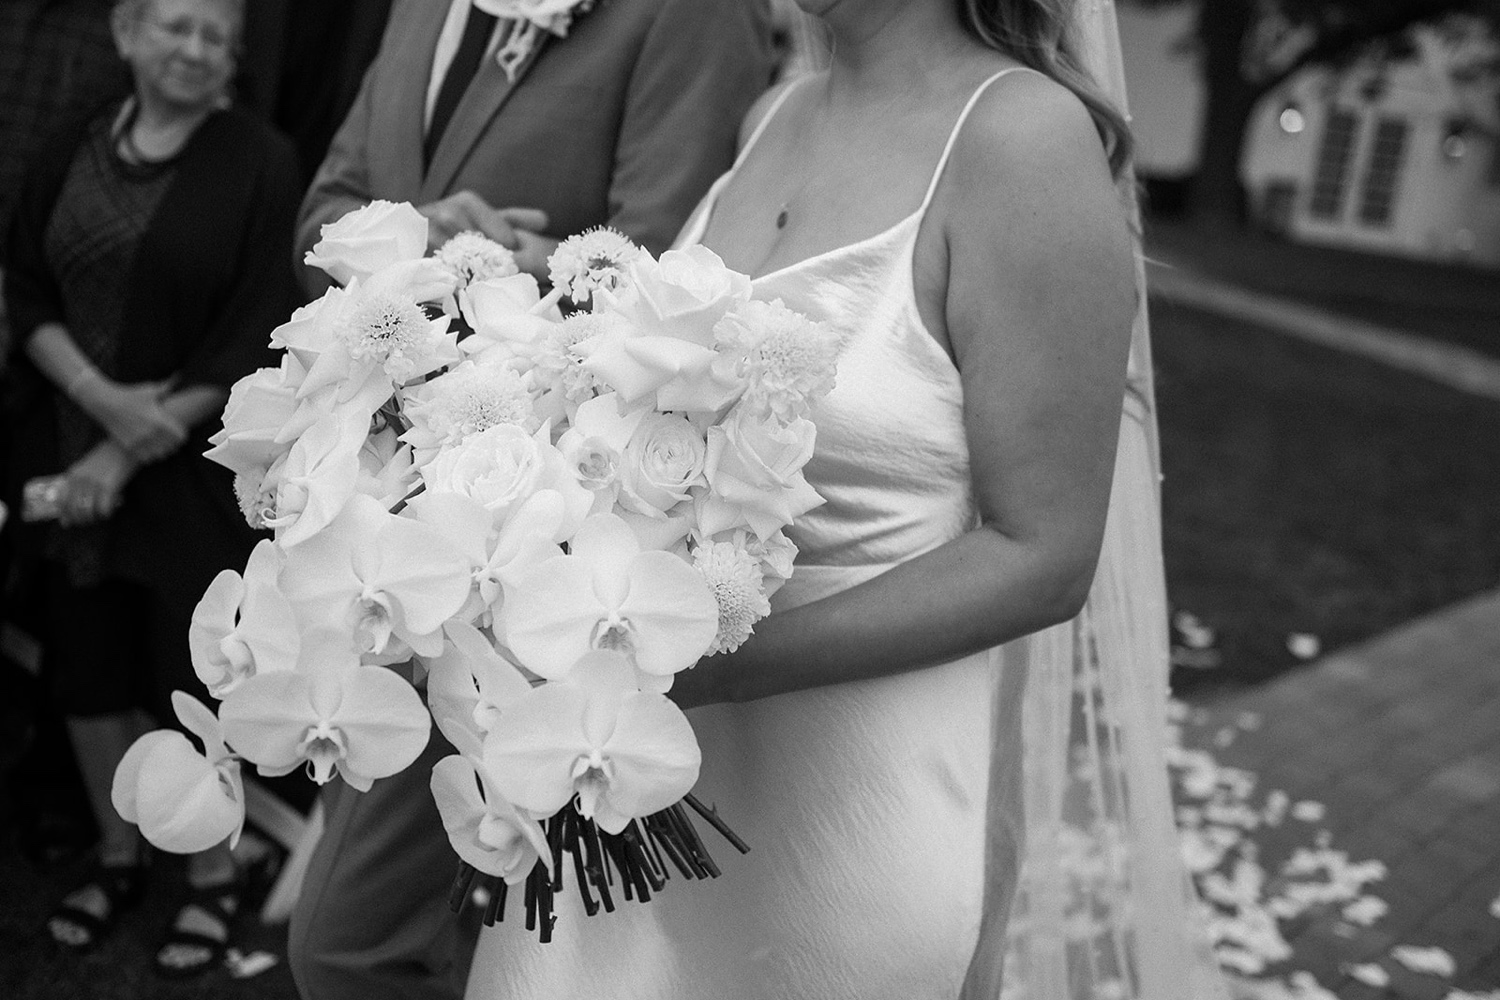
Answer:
[{"left": 450, "top": 794, "right": 749, "bottom": 942}]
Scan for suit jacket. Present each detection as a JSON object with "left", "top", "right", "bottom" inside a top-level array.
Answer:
[{"left": 296, "top": 0, "right": 774, "bottom": 293}]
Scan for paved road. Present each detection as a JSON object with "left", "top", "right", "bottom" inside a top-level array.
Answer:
[{"left": 1176, "top": 589, "right": 1500, "bottom": 999}]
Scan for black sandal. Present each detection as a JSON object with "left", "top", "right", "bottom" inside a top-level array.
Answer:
[
  {"left": 47, "top": 859, "right": 149, "bottom": 951},
  {"left": 153, "top": 849, "right": 281, "bottom": 980},
  {"left": 153, "top": 881, "right": 238, "bottom": 980}
]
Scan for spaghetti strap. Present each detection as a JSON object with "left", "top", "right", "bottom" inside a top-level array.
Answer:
[
  {"left": 917, "top": 67, "right": 1043, "bottom": 211},
  {"left": 731, "top": 76, "right": 812, "bottom": 170}
]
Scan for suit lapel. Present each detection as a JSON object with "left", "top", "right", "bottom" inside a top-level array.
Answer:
[
  {"left": 420, "top": 22, "right": 553, "bottom": 201},
  {"left": 385, "top": 10, "right": 447, "bottom": 202}
]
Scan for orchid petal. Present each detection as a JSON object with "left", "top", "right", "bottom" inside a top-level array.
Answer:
[
  {"left": 617, "top": 552, "right": 719, "bottom": 675},
  {"left": 112, "top": 730, "right": 180, "bottom": 825},
  {"left": 171, "top": 691, "right": 229, "bottom": 762},
  {"left": 499, "top": 556, "right": 608, "bottom": 679},
  {"left": 115, "top": 731, "right": 245, "bottom": 853},
  {"left": 592, "top": 693, "right": 700, "bottom": 830},
  {"left": 218, "top": 671, "right": 321, "bottom": 775},
  {"left": 188, "top": 570, "right": 249, "bottom": 695},
  {"left": 404, "top": 491, "right": 493, "bottom": 567},
  {"left": 333, "top": 665, "right": 433, "bottom": 789},
  {"left": 483, "top": 683, "right": 597, "bottom": 817},
  {"left": 430, "top": 755, "right": 548, "bottom": 882}
]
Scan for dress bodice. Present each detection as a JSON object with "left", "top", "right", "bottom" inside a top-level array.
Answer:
[{"left": 675, "top": 74, "right": 1023, "bottom": 570}]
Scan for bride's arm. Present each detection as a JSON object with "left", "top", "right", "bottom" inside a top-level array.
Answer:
[{"left": 671, "top": 75, "right": 1138, "bottom": 708}]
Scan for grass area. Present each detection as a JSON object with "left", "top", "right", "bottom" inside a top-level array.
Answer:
[
  {"left": 1154, "top": 296, "right": 1500, "bottom": 693},
  {"left": 1146, "top": 217, "right": 1500, "bottom": 360}
]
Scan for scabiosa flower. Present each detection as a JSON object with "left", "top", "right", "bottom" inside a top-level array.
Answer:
[
  {"left": 548, "top": 227, "right": 643, "bottom": 302},
  {"left": 403, "top": 360, "right": 538, "bottom": 466},
  {"left": 715, "top": 299, "right": 837, "bottom": 422},
  {"left": 694, "top": 540, "right": 771, "bottom": 655},
  {"left": 341, "top": 291, "right": 446, "bottom": 383},
  {"left": 234, "top": 467, "right": 278, "bottom": 530},
  {"left": 533, "top": 312, "right": 624, "bottom": 404},
  {"left": 436, "top": 231, "right": 519, "bottom": 285}
]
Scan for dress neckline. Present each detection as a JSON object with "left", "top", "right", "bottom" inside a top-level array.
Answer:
[{"left": 688, "top": 66, "right": 1037, "bottom": 283}]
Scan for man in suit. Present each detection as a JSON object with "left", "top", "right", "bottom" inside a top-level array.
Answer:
[{"left": 287, "top": 2, "right": 772, "bottom": 998}]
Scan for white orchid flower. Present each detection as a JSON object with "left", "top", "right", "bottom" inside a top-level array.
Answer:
[
  {"left": 112, "top": 692, "right": 245, "bottom": 854},
  {"left": 280, "top": 494, "right": 473, "bottom": 659},
  {"left": 218, "top": 645, "right": 431, "bottom": 791},
  {"left": 405, "top": 489, "right": 565, "bottom": 626},
  {"left": 498, "top": 512, "right": 718, "bottom": 679},
  {"left": 430, "top": 754, "right": 550, "bottom": 883},
  {"left": 424, "top": 620, "right": 533, "bottom": 758},
  {"left": 188, "top": 540, "right": 300, "bottom": 698},
  {"left": 483, "top": 651, "right": 700, "bottom": 834}
]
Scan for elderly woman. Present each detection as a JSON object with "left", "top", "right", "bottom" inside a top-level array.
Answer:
[{"left": 3, "top": 0, "right": 299, "bottom": 975}]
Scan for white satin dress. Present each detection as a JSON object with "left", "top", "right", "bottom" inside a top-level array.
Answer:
[{"left": 466, "top": 69, "right": 1228, "bottom": 1000}]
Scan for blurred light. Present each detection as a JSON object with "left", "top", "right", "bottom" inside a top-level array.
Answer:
[
  {"left": 1443, "top": 120, "right": 1470, "bottom": 161},
  {"left": 1279, "top": 106, "right": 1306, "bottom": 135},
  {"left": 1454, "top": 229, "right": 1476, "bottom": 254}
]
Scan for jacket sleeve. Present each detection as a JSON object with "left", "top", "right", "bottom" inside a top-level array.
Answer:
[
  {"left": 606, "top": 0, "right": 775, "bottom": 255},
  {"left": 292, "top": 3, "right": 403, "bottom": 298},
  {"left": 176, "top": 131, "right": 301, "bottom": 402}
]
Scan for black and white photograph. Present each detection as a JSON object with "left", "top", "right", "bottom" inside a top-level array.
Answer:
[{"left": 0, "top": 1, "right": 1497, "bottom": 998}]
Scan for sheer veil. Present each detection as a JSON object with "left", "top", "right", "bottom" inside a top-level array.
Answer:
[
  {"left": 988, "top": 4, "right": 1231, "bottom": 998},
  {"left": 773, "top": 2, "right": 1231, "bottom": 996}
]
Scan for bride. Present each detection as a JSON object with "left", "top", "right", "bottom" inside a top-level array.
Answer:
[{"left": 466, "top": 1, "right": 1229, "bottom": 997}]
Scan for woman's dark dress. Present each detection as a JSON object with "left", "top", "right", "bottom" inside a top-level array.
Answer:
[{"left": 3, "top": 102, "right": 301, "bottom": 721}]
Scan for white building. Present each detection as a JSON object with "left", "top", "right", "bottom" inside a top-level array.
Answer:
[
  {"left": 1118, "top": 7, "right": 1500, "bottom": 268},
  {"left": 1242, "top": 18, "right": 1500, "bottom": 267}
]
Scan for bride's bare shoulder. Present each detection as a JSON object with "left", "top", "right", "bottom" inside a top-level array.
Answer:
[{"left": 946, "top": 67, "right": 1118, "bottom": 198}]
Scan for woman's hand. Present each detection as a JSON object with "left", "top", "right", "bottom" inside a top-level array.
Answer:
[
  {"left": 71, "top": 374, "right": 187, "bottom": 463},
  {"left": 59, "top": 441, "right": 138, "bottom": 527}
]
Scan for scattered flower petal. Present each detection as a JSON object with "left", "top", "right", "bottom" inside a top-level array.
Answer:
[{"left": 1391, "top": 945, "right": 1457, "bottom": 978}]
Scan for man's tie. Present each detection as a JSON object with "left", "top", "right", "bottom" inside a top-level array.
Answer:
[{"left": 424, "top": 6, "right": 500, "bottom": 169}]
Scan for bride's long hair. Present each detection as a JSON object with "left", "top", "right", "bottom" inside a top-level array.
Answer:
[{"left": 957, "top": 0, "right": 1133, "bottom": 178}]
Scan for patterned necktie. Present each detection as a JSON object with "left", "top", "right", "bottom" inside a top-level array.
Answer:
[{"left": 424, "top": 5, "right": 500, "bottom": 169}]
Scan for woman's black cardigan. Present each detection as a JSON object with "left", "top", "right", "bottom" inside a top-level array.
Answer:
[{"left": 4, "top": 105, "right": 303, "bottom": 600}]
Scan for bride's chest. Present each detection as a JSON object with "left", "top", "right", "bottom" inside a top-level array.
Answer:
[{"left": 701, "top": 120, "right": 951, "bottom": 279}]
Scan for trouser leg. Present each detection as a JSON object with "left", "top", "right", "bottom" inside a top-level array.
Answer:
[{"left": 288, "top": 728, "right": 478, "bottom": 1000}]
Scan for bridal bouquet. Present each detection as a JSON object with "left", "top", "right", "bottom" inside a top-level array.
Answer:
[{"left": 111, "top": 201, "right": 837, "bottom": 940}]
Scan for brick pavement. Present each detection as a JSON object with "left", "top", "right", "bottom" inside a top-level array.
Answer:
[{"left": 1178, "top": 588, "right": 1500, "bottom": 998}]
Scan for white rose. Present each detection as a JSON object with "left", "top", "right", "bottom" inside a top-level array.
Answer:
[
  {"left": 476, "top": 0, "right": 582, "bottom": 31},
  {"left": 305, "top": 200, "right": 429, "bottom": 286},
  {"left": 459, "top": 273, "right": 559, "bottom": 363},
  {"left": 424, "top": 424, "right": 545, "bottom": 519},
  {"left": 700, "top": 409, "right": 823, "bottom": 539},
  {"left": 608, "top": 245, "right": 750, "bottom": 348},
  {"left": 204, "top": 359, "right": 304, "bottom": 477},
  {"left": 620, "top": 414, "right": 707, "bottom": 517},
  {"left": 424, "top": 424, "right": 592, "bottom": 534}
]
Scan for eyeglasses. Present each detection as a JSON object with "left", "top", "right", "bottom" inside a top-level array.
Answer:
[{"left": 138, "top": 13, "right": 236, "bottom": 58}]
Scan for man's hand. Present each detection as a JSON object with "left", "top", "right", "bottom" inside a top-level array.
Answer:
[
  {"left": 512, "top": 230, "right": 561, "bottom": 283},
  {"left": 71, "top": 375, "right": 187, "bottom": 464},
  {"left": 416, "top": 191, "right": 549, "bottom": 251},
  {"left": 60, "top": 440, "right": 137, "bottom": 527}
]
